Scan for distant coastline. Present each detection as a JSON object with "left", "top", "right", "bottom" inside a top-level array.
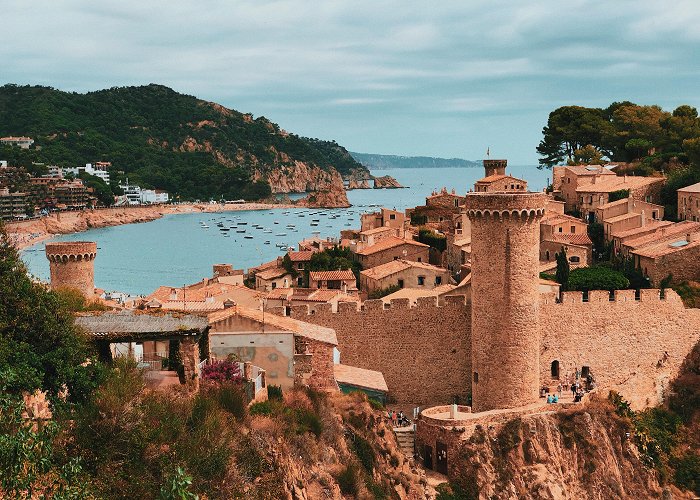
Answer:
[{"left": 350, "top": 152, "right": 480, "bottom": 170}]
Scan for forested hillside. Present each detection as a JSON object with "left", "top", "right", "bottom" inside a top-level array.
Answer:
[{"left": 0, "top": 84, "right": 366, "bottom": 201}]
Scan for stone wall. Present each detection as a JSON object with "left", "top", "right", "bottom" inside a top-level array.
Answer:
[
  {"left": 45, "top": 241, "right": 97, "bottom": 297},
  {"left": 637, "top": 242, "right": 700, "bottom": 286},
  {"left": 539, "top": 289, "right": 700, "bottom": 409},
  {"left": 290, "top": 296, "right": 471, "bottom": 407}
]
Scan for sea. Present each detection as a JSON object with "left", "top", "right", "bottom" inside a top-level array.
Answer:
[{"left": 21, "top": 166, "right": 550, "bottom": 295}]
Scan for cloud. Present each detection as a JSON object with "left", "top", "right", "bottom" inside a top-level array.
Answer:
[{"left": 1, "top": 0, "right": 698, "bottom": 162}]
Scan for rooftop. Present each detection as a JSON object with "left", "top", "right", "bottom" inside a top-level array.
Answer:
[
  {"left": 75, "top": 310, "right": 208, "bottom": 341},
  {"left": 576, "top": 175, "right": 664, "bottom": 193},
  {"left": 633, "top": 235, "right": 700, "bottom": 258},
  {"left": 475, "top": 173, "right": 527, "bottom": 184},
  {"left": 360, "top": 226, "right": 395, "bottom": 236},
  {"left": 334, "top": 364, "right": 388, "bottom": 392},
  {"left": 678, "top": 182, "right": 700, "bottom": 194},
  {"left": 309, "top": 269, "right": 356, "bottom": 281},
  {"left": 613, "top": 220, "right": 674, "bottom": 240},
  {"left": 561, "top": 164, "right": 616, "bottom": 176},
  {"left": 209, "top": 306, "right": 337, "bottom": 345},
  {"left": 287, "top": 250, "right": 315, "bottom": 262},
  {"left": 380, "top": 284, "right": 457, "bottom": 304},
  {"left": 623, "top": 221, "right": 700, "bottom": 249},
  {"left": 256, "top": 266, "right": 289, "bottom": 281},
  {"left": 547, "top": 233, "right": 592, "bottom": 246},
  {"left": 356, "top": 236, "right": 429, "bottom": 256},
  {"left": 360, "top": 259, "right": 447, "bottom": 280}
]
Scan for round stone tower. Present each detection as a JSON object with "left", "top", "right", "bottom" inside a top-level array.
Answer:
[
  {"left": 45, "top": 241, "right": 97, "bottom": 297},
  {"left": 465, "top": 193, "right": 547, "bottom": 413}
]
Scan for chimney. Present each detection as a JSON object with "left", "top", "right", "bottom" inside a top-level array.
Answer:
[
  {"left": 687, "top": 233, "right": 692, "bottom": 243},
  {"left": 592, "top": 174, "right": 597, "bottom": 184},
  {"left": 627, "top": 197, "right": 633, "bottom": 212},
  {"left": 640, "top": 210, "right": 646, "bottom": 228}
]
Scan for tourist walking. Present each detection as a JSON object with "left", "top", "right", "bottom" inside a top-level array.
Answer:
[{"left": 391, "top": 410, "right": 398, "bottom": 427}]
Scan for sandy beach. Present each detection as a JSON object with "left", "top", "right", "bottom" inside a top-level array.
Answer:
[{"left": 6, "top": 202, "right": 296, "bottom": 250}]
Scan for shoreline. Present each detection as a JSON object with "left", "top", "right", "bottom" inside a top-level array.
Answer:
[{"left": 7, "top": 202, "right": 297, "bottom": 251}]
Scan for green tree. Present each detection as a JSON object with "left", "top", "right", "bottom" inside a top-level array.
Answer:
[
  {"left": 555, "top": 247, "right": 570, "bottom": 288},
  {"left": 567, "top": 266, "right": 630, "bottom": 292},
  {"left": 568, "top": 144, "right": 604, "bottom": 165}
]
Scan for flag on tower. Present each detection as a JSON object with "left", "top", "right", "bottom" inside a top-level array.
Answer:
[{"left": 486, "top": 147, "right": 490, "bottom": 157}]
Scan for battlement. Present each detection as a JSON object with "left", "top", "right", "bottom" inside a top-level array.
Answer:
[
  {"left": 45, "top": 241, "right": 97, "bottom": 262},
  {"left": 465, "top": 192, "right": 547, "bottom": 221},
  {"left": 286, "top": 294, "right": 468, "bottom": 319},
  {"left": 540, "top": 288, "right": 684, "bottom": 307}
]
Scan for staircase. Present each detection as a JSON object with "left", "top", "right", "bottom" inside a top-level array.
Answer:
[{"left": 394, "top": 427, "right": 415, "bottom": 458}]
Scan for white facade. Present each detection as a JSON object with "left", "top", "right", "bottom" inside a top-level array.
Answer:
[
  {"left": 0, "top": 137, "right": 34, "bottom": 149},
  {"left": 65, "top": 163, "right": 110, "bottom": 183}
]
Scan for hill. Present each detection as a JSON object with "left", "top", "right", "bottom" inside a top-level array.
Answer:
[
  {"left": 351, "top": 151, "right": 480, "bottom": 169},
  {"left": 0, "top": 84, "right": 367, "bottom": 201}
]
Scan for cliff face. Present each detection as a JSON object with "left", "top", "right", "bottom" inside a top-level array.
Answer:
[
  {"left": 254, "top": 161, "right": 346, "bottom": 194},
  {"left": 447, "top": 398, "right": 689, "bottom": 499},
  {"left": 301, "top": 182, "right": 351, "bottom": 208},
  {"left": 346, "top": 170, "right": 372, "bottom": 190}
]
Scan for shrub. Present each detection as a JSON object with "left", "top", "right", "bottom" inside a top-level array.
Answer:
[
  {"left": 672, "top": 453, "right": 700, "bottom": 496},
  {"left": 289, "top": 407, "right": 323, "bottom": 437},
  {"left": 368, "top": 284, "right": 402, "bottom": 299},
  {"left": 159, "top": 467, "right": 198, "bottom": 500},
  {"left": 249, "top": 401, "right": 274, "bottom": 417},
  {"left": 418, "top": 228, "right": 447, "bottom": 252},
  {"left": 335, "top": 463, "right": 359, "bottom": 496},
  {"left": 200, "top": 360, "right": 242, "bottom": 383},
  {"left": 496, "top": 418, "right": 522, "bottom": 455},
  {"left": 267, "top": 384, "right": 283, "bottom": 401},
  {"left": 567, "top": 266, "right": 630, "bottom": 292},
  {"left": 213, "top": 383, "right": 247, "bottom": 419},
  {"left": 351, "top": 433, "right": 375, "bottom": 472}
]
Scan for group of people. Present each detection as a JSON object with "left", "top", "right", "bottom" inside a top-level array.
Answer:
[
  {"left": 386, "top": 409, "right": 411, "bottom": 427},
  {"left": 541, "top": 369, "right": 596, "bottom": 404}
]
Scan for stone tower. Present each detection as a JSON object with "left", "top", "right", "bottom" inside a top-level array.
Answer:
[
  {"left": 45, "top": 241, "right": 97, "bottom": 297},
  {"left": 483, "top": 159, "right": 507, "bottom": 177},
  {"left": 465, "top": 193, "right": 546, "bottom": 412}
]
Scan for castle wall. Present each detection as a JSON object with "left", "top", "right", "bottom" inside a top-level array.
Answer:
[
  {"left": 45, "top": 241, "right": 97, "bottom": 297},
  {"left": 290, "top": 296, "right": 471, "bottom": 407},
  {"left": 539, "top": 289, "right": 700, "bottom": 409}
]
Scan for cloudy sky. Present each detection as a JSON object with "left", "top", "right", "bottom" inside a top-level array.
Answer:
[{"left": 2, "top": 1, "right": 699, "bottom": 163}]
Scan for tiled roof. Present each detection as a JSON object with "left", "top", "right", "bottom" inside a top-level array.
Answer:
[
  {"left": 257, "top": 267, "right": 289, "bottom": 281},
  {"left": 287, "top": 250, "right": 315, "bottom": 262},
  {"left": 209, "top": 306, "right": 337, "bottom": 345},
  {"left": 576, "top": 175, "right": 664, "bottom": 193},
  {"left": 360, "top": 226, "right": 395, "bottom": 236},
  {"left": 475, "top": 174, "right": 527, "bottom": 184},
  {"left": 360, "top": 259, "right": 445, "bottom": 280},
  {"left": 333, "top": 364, "right": 388, "bottom": 392},
  {"left": 548, "top": 233, "right": 592, "bottom": 246},
  {"left": 380, "top": 285, "right": 456, "bottom": 304},
  {"left": 249, "top": 258, "right": 281, "bottom": 274},
  {"left": 561, "top": 164, "right": 616, "bottom": 176},
  {"left": 604, "top": 212, "right": 640, "bottom": 224},
  {"left": 678, "top": 182, "right": 700, "bottom": 193},
  {"left": 75, "top": 310, "right": 208, "bottom": 341},
  {"left": 613, "top": 220, "right": 674, "bottom": 240},
  {"left": 633, "top": 236, "right": 700, "bottom": 258},
  {"left": 266, "top": 288, "right": 294, "bottom": 300},
  {"left": 623, "top": 222, "right": 700, "bottom": 250},
  {"left": 148, "top": 283, "right": 254, "bottom": 303},
  {"left": 309, "top": 270, "right": 356, "bottom": 281},
  {"left": 541, "top": 213, "right": 586, "bottom": 226},
  {"left": 356, "top": 236, "right": 429, "bottom": 255}
]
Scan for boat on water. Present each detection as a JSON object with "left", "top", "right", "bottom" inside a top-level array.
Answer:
[
  {"left": 219, "top": 227, "right": 230, "bottom": 232},
  {"left": 264, "top": 240, "right": 271, "bottom": 244},
  {"left": 244, "top": 235, "right": 254, "bottom": 239},
  {"left": 274, "top": 221, "right": 279, "bottom": 224},
  {"left": 238, "top": 222, "right": 248, "bottom": 225},
  {"left": 263, "top": 229, "right": 272, "bottom": 233},
  {"left": 312, "top": 230, "right": 320, "bottom": 235},
  {"left": 276, "top": 243, "right": 287, "bottom": 248},
  {"left": 310, "top": 223, "right": 318, "bottom": 226},
  {"left": 201, "top": 224, "right": 210, "bottom": 228},
  {"left": 276, "top": 232, "right": 287, "bottom": 236},
  {"left": 236, "top": 229, "right": 246, "bottom": 233}
]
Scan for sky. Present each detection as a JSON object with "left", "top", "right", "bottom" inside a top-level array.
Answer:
[{"left": 2, "top": 1, "right": 700, "bottom": 164}]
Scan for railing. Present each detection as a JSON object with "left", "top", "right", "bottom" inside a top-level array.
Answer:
[
  {"left": 254, "top": 373, "right": 263, "bottom": 394},
  {"left": 133, "top": 351, "right": 169, "bottom": 371}
]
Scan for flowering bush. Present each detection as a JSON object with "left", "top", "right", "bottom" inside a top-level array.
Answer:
[{"left": 201, "top": 360, "right": 242, "bottom": 383}]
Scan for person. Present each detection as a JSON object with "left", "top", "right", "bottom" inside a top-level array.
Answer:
[
  {"left": 386, "top": 409, "right": 392, "bottom": 421},
  {"left": 571, "top": 382, "right": 576, "bottom": 396},
  {"left": 553, "top": 394, "right": 559, "bottom": 403},
  {"left": 547, "top": 394, "right": 553, "bottom": 404},
  {"left": 398, "top": 411, "right": 405, "bottom": 426},
  {"left": 391, "top": 410, "right": 397, "bottom": 427},
  {"left": 557, "top": 383, "right": 562, "bottom": 398}
]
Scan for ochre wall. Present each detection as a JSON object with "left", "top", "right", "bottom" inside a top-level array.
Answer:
[{"left": 291, "top": 296, "right": 471, "bottom": 408}]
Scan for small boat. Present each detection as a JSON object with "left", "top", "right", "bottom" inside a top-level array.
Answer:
[
  {"left": 274, "top": 221, "right": 279, "bottom": 224},
  {"left": 264, "top": 240, "right": 271, "bottom": 245},
  {"left": 276, "top": 232, "right": 287, "bottom": 236},
  {"left": 201, "top": 224, "right": 209, "bottom": 228},
  {"left": 310, "top": 223, "right": 318, "bottom": 227},
  {"left": 263, "top": 229, "right": 272, "bottom": 233},
  {"left": 244, "top": 235, "right": 254, "bottom": 239},
  {"left": 236, "top": 229, "right": 246, "bottom": 233},
  {"left": 238, "top": 222, "right": 247, "bottom": 225},
  {"left": 312, "top": 230, "right": 320, "bottom": 235},
  {"left": 219, "top": 227, "right": 230, "bottom": 232}
]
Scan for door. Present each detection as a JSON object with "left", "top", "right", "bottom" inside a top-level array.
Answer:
[
  {"left": 423, "top": 445, "right": 433, "bottom": 470},
  {"left": 436, "top": 441, "right": 448, "bottom": 475}
]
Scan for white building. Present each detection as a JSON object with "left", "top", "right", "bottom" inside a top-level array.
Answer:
[
  {"left": 140, "top": 189, "right": 169, "bottom": 204},
  {"left": 0, "top": 136, "right": 34, "bottom": 149},
  {"left": 65, "top": 162, "right": 110, "bottom": 183}
]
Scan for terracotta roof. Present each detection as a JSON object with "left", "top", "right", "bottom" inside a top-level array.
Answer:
[
  {"left": 361, "top": 259, "right": 447, "bottom": 280},
  {"left": 148, "top": 283, "right": 255, "bottom": 303},
  {"left": 257, "top": 267, "right": 290, "bottom": 281},
  {"left": 309, "top": 270, "right": 356, "bottom": 281},
  {"left": 678, "top": 182, "right": 700, "bottom": 193},
  {"left": 561, "top": 164, "right": 616, "bottom": 176},
  {"left": 623, "top": 222, "right": 700, "bottom": 250},
  {"left": 265, "top": 288, "right": 294, "bottom": 300},
  {"left": 475, "top": 174, "right": 527, "bottom": 184},
  {"left": 209, "top": 306, "right": 337, "bottom": 345},
  {"left": 287, "top": 251, "right": 315, "bottom": 262},
  {"left": 380, "top": 285, "right": 456, "bottom": 304},
  {"left": 613, "top": 220, "right": 674, "bottom": 240},
  {"left": 604, "top": 212, "right": 640, "bottom": 224},
  {"left": 249, "top": 258, "right": 281, "bottom": 274},
  {"left": 541, "top": 213, "right": 586, "bottom": 226},
  {"left": 596, "top": 197, "right": 631, "bottom": 210},
  {"left": 548, "top": 233, "right": 592, "bottom": 246},
  {"left": 576, "top": 175, "right": 664, "bottom": 193},
  {"left": 360, "top": 226, "right": 395, "bottom": 236},
  {"left": 356, "top": 236, "right": 429, "bottom": 256},
  {"left": 333, "top": 364, "right": 388, "bottom": 392},
  {"left": 633, "top": 236, "right": 700, "bottom": 258}
]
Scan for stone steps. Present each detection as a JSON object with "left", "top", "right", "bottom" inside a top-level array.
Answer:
[{"left": 394, "top": 427, "right": 415, "bottom": 457}]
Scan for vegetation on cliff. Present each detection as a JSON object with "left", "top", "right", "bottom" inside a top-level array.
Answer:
[
  {"left": 0, "top": 84, "right": 367, "bottom": 201},
  {"left": 351, "top": 152, "right": 480, "bottom": 169}
]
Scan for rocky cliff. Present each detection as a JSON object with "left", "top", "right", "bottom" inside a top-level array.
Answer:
[
  {"left": 254, "top": 161, "right": 348, "bottom": 194},
  {"left": 301, "top": 182, "right": 351, "bottom": 208},
  {"left": 374, "top": 175, "right": 404, "bottom": 189},
  {"left": 445, "top": 394, "right": 697, "bottom": 499}
]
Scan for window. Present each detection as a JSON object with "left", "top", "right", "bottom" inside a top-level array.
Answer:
[
  {"left": 652, "top": 211, "right": 657, "bottom": 219},
  {"left": 297, "top": 263, "right": 304, "bottom": 269},
  {"left": 417, "top": 257, "right": 422, "bottom": 262},
  {"left": 435, "top": 276, "right": 442, "bottom": 285},
  {"left": 571, "top": 225, "right": 576, "bottom": 233},
  {"left": 569, "top": 256, "right": 580, "bottom": 263},
  {"left": 271, "top": 282, "right": 277, "bottom": 290},
  {"left": 558, "top": 227, "right": 563, "bottom": 233},
  {"left": 454, "top": 199, "right": 458, "bottom": 207},
  {"left": 393, "top": 256, "right": 399, "bottom": 260},
  {"left": 389, "top": 213, "right": 396, "bottom": 220},
  {"left": 418, "top": 276, "right": 425, "bottom": 286},
  {"left": 581, "top": 366, "right": 590, "bottom": 378},
  {"left": 473, "top": 372, "right": 479, "bottom": 383},
  {"left": 398, "top": 279, "right": 404, "bottom": 288}
]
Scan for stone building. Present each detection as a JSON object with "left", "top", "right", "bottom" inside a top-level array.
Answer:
[
  {"left": 473, "top": 159, "right": 527, "bottom": 193},
  {"left": 0, "top": 187, "right": 32, "bottom": 220},
  {"left": 45, "top": 241, "right": 97, "bottom": 297},
  {"left": 678, "top": 182, "right": 700, "bottom": 222},
  {"left": 308, "top": 270, "right": 357, "bottom": 292},
  {"left": 595, "top": 197, "right": 664, "bottom": 240},
  {"left": 552, "top": 164, "right": 616, "bottom": 212},
  {"left": 360, "top": 208, "right": 407, "bottom": 234},
  {"left": 359, "top": 259, "right": 451, "bottom": 295},
  {"left": 539, "top": 212, "right": 592, "bottom": 266},
  {"left": 353, "top": 236, "right": 430, "bottom": 269}
]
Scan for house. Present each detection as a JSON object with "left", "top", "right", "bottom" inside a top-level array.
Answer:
[
  {"left": 145, "top": 279, "right": 262, "bottom": 312},
  {"left": 629, "top": 223, "right": 700, "bottom": 285},
  {"left": 359, "top": 259, "right": 452, "bottom": 294},
  {"left": 595, "top": 197, "right": 664, "bottom": 240},
  {"left": 539, "top": 212, "right": 592, "bottom": 266},
  {"left": 309, "top": 270, "right": 357, "bottom": 293},
  {"left": 358, "top": 226, "right": 396, "bottom": 249},
  {"left": 354, "top": 236, "right": 430, "bottom": 269},
  {"left": 0, "top": 187, "right": 32, "bottom": 220},
  {"left": 425, "top": 188, "right": 466, "bottom": 209},
  {"left": 0, "top": 136, "right": 34, "bottom": 149},
  {"left": 255, "top": 266, "right": 293, "bottom": 292},
  {"left": 264, "top": 287, "right": 360, "bottom": 312},
  {"left": 64, "top": 162, "right": 111, "bottom": 183},
  {"left": 286, "top": 250, "right": 315, "bottom": 283},
  {"left": 678, "top": 182, "right": 700, "bottom": 222},
  {"left": 334, "top": 364, "right": 389, "bottom": 404},
  {"left": 208, "top": 305, "right": 339, "bottom": 391},
  {"left": 360, "top": 208, "right": 407, "bottom": 234},
  {"left": 473, "top": 159, "right": 527, "bottom": 193},
  {"left": 551, "top": 164, "right": 617, "bottom": 212}
]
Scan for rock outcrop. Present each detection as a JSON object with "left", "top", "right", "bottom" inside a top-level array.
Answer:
[
  {"left": 301, "top": 182, "right": 351, "bottom": 208},
  {"left": 373, "top": 175, "right": 404, "bottom": 189},
  {"left": 255, "top": 161, "right": 347, "bottom": 194}
]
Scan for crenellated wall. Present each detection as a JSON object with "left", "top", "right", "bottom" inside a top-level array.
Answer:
[
  {"left": 289, "top": 296, "right": 471, "bottom": 407},
  {"left": 539, "top": 288, "right": 700, "bottom": 409}
]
